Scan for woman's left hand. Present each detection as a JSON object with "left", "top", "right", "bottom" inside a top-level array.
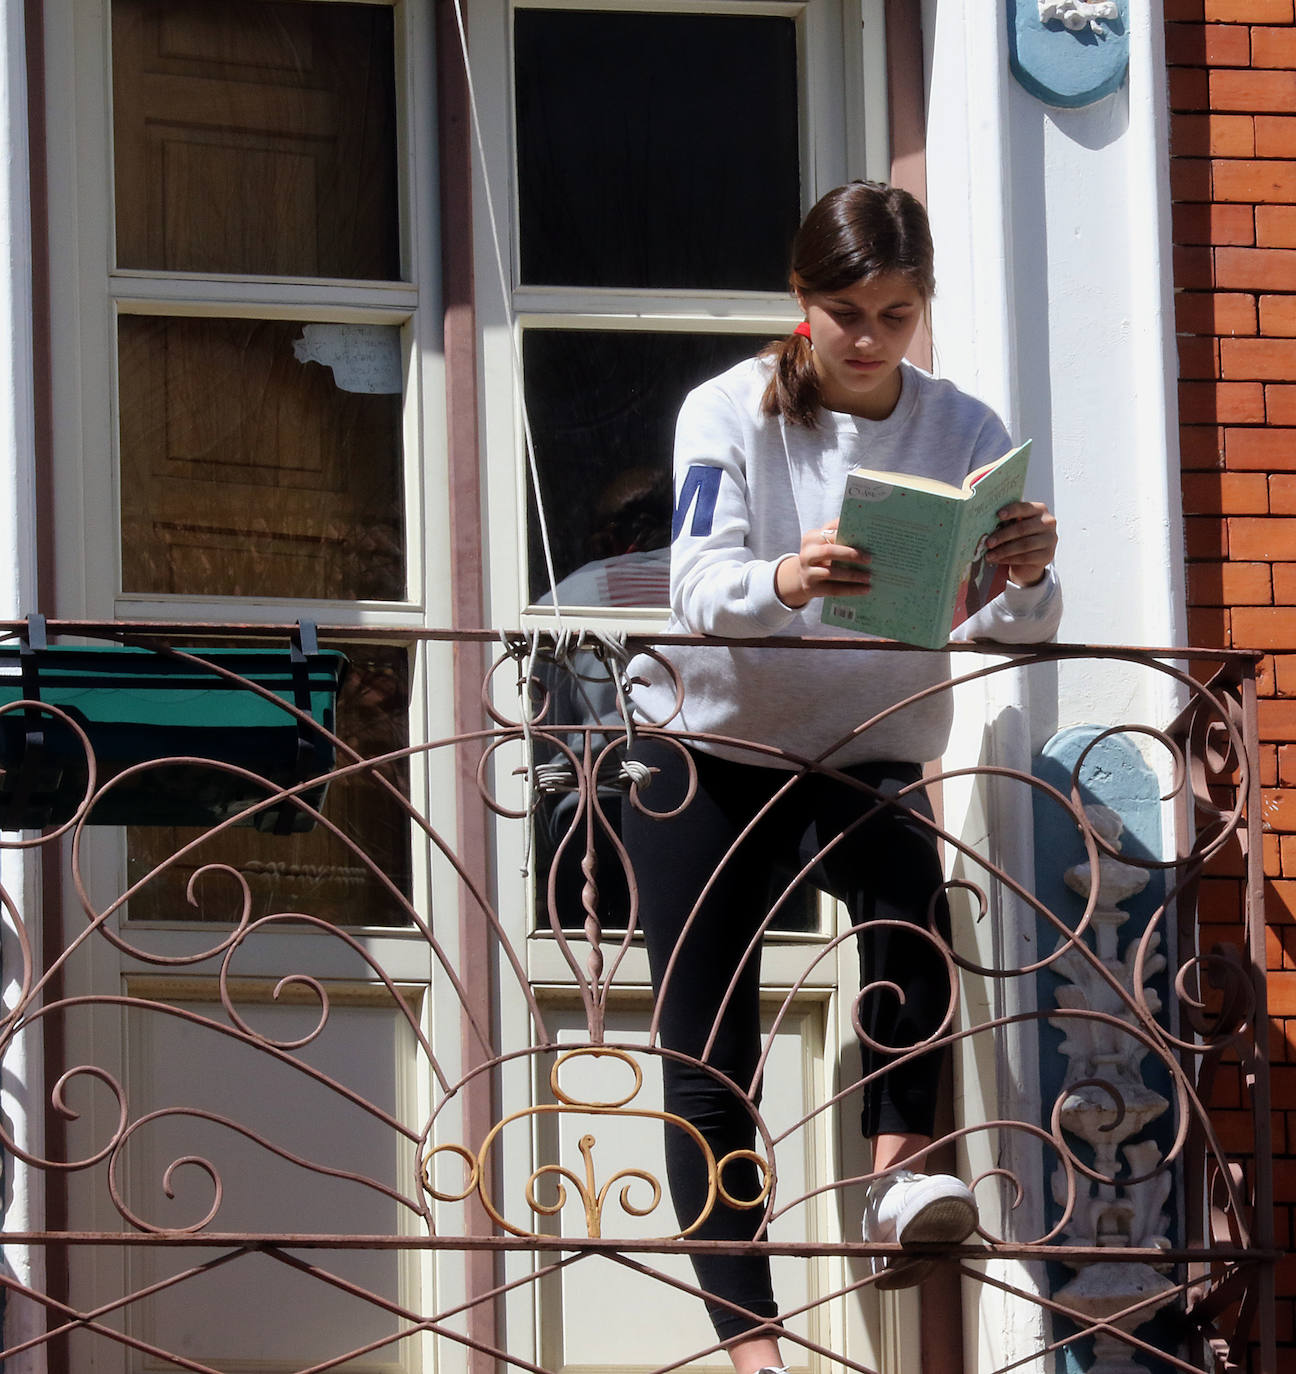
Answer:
[{"left": 986, "top": 501, "right": 1058, "bottom": 587}]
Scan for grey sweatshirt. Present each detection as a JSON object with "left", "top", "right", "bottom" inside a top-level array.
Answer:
[{"left": 629, "top": 356, "right": 1062, "bottom": 766}]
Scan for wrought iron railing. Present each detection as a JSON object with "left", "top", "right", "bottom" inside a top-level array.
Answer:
[{"left": 0, "top": 621, "right": 1275, "bottom": 1374}]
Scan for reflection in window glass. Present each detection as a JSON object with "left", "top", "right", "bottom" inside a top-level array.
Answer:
[
  {"left": 127, "top": 644, "right": 414, "bottom": 928},
  {"left": 515, "top": 9, "right": 800, "bottom": 290},
  {"left": 523, "top": 330, "right": 776, "bottom": 605},
  {"left": 112, "top": 0, "right": 399, "bottom": 279},
  {"left": 118, "top": 315, "right": 405, "bottom": 601}
]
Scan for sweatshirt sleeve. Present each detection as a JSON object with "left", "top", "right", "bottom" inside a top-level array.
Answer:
[
  {"left": 668, "top": 384, "right": 799, "bottom": 637},
  {"left": 952, "top": 564, "right": 1063, "bottom": 644}
]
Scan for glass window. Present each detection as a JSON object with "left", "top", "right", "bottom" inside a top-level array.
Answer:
[
  {"left": 514, "top": 7, "right": 806, "bottom": 613},
  {"left": 118, "top": 314, "right": 405, "bottom": 601},
  {"left": 514, "top": 8, "right": 800, "bottom": 291},
  {"left": 112, "top": 0, "right": 399, "bottom": 279}
]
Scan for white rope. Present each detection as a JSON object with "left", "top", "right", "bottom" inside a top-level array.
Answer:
[
  {"left": 446, "top": 13, "right": 659, "bottom": 879},
  {"left": 447, "top": 0, "right": 566, "bottom": 625}
]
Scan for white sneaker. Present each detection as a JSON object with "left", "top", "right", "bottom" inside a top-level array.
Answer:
[{"left": 862, "top": 1170, "right": 978, "bottom": 1290}]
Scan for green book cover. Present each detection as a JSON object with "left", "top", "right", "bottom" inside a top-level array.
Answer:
[{"left": 820, "top": 440, "right": 1032, "bottom": 649}]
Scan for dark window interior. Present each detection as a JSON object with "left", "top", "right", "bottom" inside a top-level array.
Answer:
[{"left": 515, "top": 8, "right": 801, "bottom": 291}]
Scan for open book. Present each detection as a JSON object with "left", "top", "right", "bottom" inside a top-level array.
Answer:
[{"left": 820, "top": 440, "right": 1032, "bottom": 649}]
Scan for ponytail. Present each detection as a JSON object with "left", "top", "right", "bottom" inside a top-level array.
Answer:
[{"left": 760, "top": 332, "right": 822, "bottom": 428}]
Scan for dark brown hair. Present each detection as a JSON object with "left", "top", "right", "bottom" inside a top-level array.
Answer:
[{"left": 761, "top": 181, "right": 935, "bottom": 426}]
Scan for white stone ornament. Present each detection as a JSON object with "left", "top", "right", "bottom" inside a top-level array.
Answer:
[
  {"left": 1012, "top": 0, "right": 1129, "bottom": 107},
  {"left": 1039, "top": 0, "right": 1119, "bottom": 36}
]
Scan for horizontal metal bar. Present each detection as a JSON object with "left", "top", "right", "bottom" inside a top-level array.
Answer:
[
  {"left": 0, "top": 1234, "right": 1276, "bottom": 1262},
  {"left": 0, "top": 619, "right": 1264, "bottom": 661}
]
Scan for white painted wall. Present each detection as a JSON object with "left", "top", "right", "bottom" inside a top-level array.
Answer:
[
  {"left": 923, "top": 0, "right": 1184, "bottom": 736},
  {"left": 0, "top": 0, "right": 46, "bottom": 1366},
  {"left": 917, "top": 5, "right": 1182, "bottom": 1371}
]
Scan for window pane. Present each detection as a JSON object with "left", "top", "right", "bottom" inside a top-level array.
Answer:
[
  {"left": 127, "top": 644, "right": 414, "bottom": 928},
  {"left": 113, "top": 0, "right": 399, "bottom": 279},
  {"left": 515, "top": 10, "right": 801, "bottom": 290},
  {"left": 523, "top": 329, "right": 776, "bottom": 605},
  {"left": 118, "top": 315, "right": 406, "bottom": 601}
]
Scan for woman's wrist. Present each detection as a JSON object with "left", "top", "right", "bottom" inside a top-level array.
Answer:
[
  {"left": 775, "top": 553, "right": 810, "bottom": 609},
  {"left": 1007, "top": 565, "right": 1048, "bottom": 588}
]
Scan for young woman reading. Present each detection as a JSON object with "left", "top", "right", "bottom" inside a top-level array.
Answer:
[{"left": 624, "top": 181, "right": 1061, "bottom": 1374}]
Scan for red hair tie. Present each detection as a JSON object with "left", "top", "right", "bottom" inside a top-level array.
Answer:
[{"left": 793, "top": 320, "right": 812, "bottom": 338}]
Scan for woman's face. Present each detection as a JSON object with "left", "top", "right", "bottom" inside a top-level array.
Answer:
[{"left": 796, "top": 271, "right": 925, "bottom": 420}]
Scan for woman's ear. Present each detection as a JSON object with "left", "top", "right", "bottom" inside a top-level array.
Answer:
[{"left": 794, "top": 288, "right": 809, "bottom": 315}]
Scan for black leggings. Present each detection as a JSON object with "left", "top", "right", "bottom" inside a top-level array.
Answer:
[{"left": 621, "top": 741, "right": 952, "bottom": 1341}]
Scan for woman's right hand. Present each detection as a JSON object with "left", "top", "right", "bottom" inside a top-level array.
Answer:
[{"left": 774, "top": 524, "right": 871, "bottom": 609}]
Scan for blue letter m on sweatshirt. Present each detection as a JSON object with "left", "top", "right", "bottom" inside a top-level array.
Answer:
[{"left": 672, "top": 465, "right": 723, "bottom": 540}]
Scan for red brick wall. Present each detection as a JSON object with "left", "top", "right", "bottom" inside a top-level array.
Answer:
[{"left": 1167, "top": 0, "right": 1295, "bottom": 1360}]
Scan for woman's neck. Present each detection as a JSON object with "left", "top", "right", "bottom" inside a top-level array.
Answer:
[{"left": 817, "top": 364, "right": 905, "bottom": 421}]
